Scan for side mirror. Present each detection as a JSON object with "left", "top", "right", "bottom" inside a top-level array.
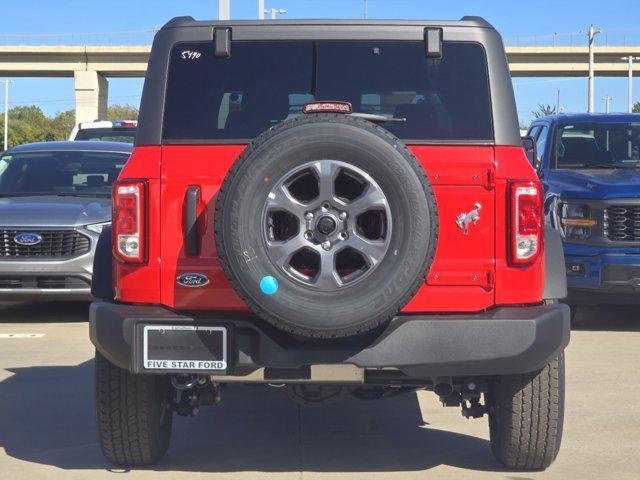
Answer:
[{"left": 521, "top": 136, "right": 536, "bottom": 166}]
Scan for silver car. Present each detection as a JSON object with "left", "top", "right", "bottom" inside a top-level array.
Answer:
[{"left": 0, "top": 141, "right": 131, "bottom": 300}]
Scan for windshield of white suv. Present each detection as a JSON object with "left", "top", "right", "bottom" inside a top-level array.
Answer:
[
  {"left": 0, "top": 151, "right": 129, "bottom": 197},
  {"left": 163, "top": 41, "right": 493, "bottom": 142},
  {"left": 555, "top": 122, "right": 640, "bottom": 169},
  {"left": 74, "top": 127, "right": 136, "bottom": 143}
]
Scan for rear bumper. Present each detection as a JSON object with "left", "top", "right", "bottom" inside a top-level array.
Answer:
[{"left": 90, "top": 302, "right": 570, "bottom": 379}]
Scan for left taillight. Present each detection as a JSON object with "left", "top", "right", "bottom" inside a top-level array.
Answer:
[
  {"left": 113, "top": 180, "right": 146, "bottom": 264},
  {"left": 509, "top": 181, "right": 543, "bottom": 266}
]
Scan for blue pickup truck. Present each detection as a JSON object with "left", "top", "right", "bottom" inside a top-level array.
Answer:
[{"left": 527, "top": 113, "right": 640, "bottom": 316}]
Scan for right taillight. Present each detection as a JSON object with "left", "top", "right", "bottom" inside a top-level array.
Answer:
[
  {"left": 509, "top": 181, "right": 543, "bottom": 266},
  {"left": 113, "top": 180, "right": 146, "bottom": 264}
]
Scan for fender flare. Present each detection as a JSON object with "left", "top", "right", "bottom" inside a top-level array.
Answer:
[
  {"left": 91, "top": 226, "right": 114, "bottom": 300},
  {"left": 543, "top": 227, "right": 567, "bottom": 300}
]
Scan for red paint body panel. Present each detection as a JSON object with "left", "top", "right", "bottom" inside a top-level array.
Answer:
[
  {"left": 402, "top": 183, "right": 495, "bottom": 312},
  {"left": 160, "top": 145, "right": 248, "bottom": 310},
  {"left": 404, "top": 285, "right": 496, "bottom": 312},
  {"left": 113, "top": 147, "right": 162, "bottom": 303},
  {"left": 494, "top": 145, "right": 540, "bottom": 180},
  {"left": 494, "top": 147, "right": 545, "bottom": 304},
  {"left": 117, "top": 146, "right": 161, "bottom": 179},
  {"left": 402, "top": 146, "right": 496, "bottom": 312},
  {"left": 114, "top": 143, "right": 544, "bottom": 312},
  {"left": 409, "top": 146, "right": 495, "bottom": 187}
]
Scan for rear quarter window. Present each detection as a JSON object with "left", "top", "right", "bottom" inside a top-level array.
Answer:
[{"left": 162, "top": 40, "right": 493, "bottom": 143}]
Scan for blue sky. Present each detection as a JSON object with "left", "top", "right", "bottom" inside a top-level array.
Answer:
[{"left": 2, "top": 0, "right": 640, "bottom": 125}]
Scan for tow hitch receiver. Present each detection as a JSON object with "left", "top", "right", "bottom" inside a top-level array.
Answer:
[{"left": 171, "top": 375, "right": 220, "bottom": 417}]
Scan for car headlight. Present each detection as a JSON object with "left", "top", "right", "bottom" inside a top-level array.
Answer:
[
  {"left": 559, "top": 203, "right": 596, "bottom": 240},
  {"left": 85, "top": 221, "right": 111, "bottom": 234}
]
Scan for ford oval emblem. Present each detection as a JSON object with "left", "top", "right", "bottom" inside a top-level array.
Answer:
[
  {"left": 176, "top": 273, "right": 210, "bottom": 288},
  {"left": 13, "top": 233, "right": 43, "bottom": 246}
]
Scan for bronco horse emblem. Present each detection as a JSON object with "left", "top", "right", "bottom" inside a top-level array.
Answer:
[{"left": 456, "top": 203, "right": 482, "bottom": 235}]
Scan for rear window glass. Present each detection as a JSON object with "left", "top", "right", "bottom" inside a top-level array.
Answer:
[
  {"left": 75, "top": 128, "right": 136, "bottom": 143},
  {"left": 163, "top": 41, "right": 492, "bottom": 142}
]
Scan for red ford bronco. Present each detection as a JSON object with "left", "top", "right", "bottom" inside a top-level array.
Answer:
[{"left": 90, "top": 16, "right": 570, "bottom": 470}]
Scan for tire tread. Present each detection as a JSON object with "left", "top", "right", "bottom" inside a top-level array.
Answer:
[
  {"left": 489, "top": 353, "right": 565, "bottom": 470},
  {"left": 95, "top": 351, "right": 173, "bottom": 466}
]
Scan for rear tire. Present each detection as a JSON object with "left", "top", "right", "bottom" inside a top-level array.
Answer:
[
  {"left": 569, "top": 304, "right": 578, "bottom": 327},
  {"left": 487, "top": 353, "right": 565, "bottom": 470},
  {"left": 94, "top": 351, "right": 174, "bottom": 466}
]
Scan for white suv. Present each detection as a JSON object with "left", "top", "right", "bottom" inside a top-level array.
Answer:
[{"left": 68, "top": 120, "right": 137, "bottom": 143}]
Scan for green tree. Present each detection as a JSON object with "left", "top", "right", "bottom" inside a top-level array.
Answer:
[
  {"left": 633, "top": 102, "right": 640, "bottom": 113},
  {"left": 49, "top": 109, "right": 76, "bottom": 139},
  {"left": 1, "top": 106, "right": 50, "bottom": 149},
  {"left": 107, "top": 104, "right": 139, "bottom": 120},
  {"left": 1, "top": 103, "right": 139, "bottom": 150},
  {"left": 532, "top": 104, "right": 556, "bottom": 119},
  {"left": 0, "top": 106, "right": 77, "bottom": 150}
]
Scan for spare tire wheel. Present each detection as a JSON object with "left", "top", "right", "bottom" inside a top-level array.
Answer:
[{"left": 215, "top": 114, "right": 438, "bottom": 338}]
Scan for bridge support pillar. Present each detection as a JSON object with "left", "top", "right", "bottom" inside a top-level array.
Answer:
[{"left": 74, "top": 71, "right": 108, "bottom": 124}]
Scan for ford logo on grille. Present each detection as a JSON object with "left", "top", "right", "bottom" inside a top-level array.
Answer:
[
  {"left": 13, "top": 233, "right": 43, "bottom": 246},
  {"left": 176, "top": 273, "right": 210, "bottom": 288}
]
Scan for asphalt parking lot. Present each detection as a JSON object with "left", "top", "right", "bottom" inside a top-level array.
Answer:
[{"left": 0, "top": 301, "right": 638, "bottom": 480}]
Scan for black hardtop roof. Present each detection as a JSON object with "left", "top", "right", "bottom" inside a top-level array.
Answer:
[
  {"left": 136, "top": 15, "right": 519, "bottom": 147},
  {"left": 5, "top": 141, "right": 133, "bottom": 155},
  {"left": 161, "top": 16, "right": 495, "bottom": 30}
]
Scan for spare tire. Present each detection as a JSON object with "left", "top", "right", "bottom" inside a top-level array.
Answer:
[{"left": 215, "top": 114, "right": 438, "bottom": 338}]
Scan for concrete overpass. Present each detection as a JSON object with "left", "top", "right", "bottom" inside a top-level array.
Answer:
[
  {"left": 507, "top": 46, "right": 640, "bottom": 77},
  {"left": 0, "top": 46, "right": 148, "bottom": 123},
  {"left": 0, "top": 45, "right": 639, "bottom": 123}
]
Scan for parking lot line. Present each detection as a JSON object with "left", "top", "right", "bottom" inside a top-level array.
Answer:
[{"left": 0, "top": 333, "right": 45, "bottom": 338}]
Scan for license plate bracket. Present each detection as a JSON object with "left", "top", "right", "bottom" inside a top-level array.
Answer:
[{"left": 142, "top": 325, "right": 227, "bottom": 372}]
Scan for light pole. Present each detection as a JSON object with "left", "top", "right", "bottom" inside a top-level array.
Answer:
[
  {"left": 587, "top": 25, "right": 602, "bottom": 113},
  {"left": 602, "top": 95, "right": 613, "bottom": 113},
  {"left": 364, "top": 0, "right": 368, "bottom": 19},
  {"left": 1, "top": 80, "right": 14, "bottom": 151},
  {"left": 621, "top": 56, "right": 640, "bottom": 113},
  {"left": 218, "top": 0, "right": 230, "bottom": 20}
]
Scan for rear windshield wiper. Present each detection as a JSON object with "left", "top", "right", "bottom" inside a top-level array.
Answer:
[{"left": 349, "top": 113, "right": 407, "bottom": 123}]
